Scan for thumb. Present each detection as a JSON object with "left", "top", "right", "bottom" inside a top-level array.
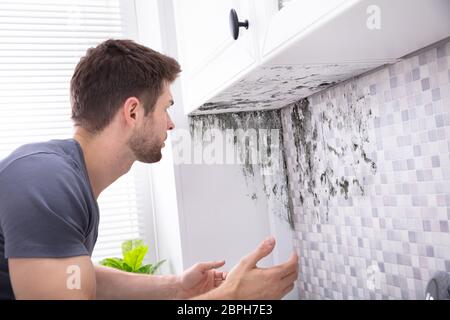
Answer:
[{"left": 241, "top": 237, "right": 276, "bottom": 269}]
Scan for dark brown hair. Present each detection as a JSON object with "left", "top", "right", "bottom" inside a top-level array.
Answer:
[{"left": 70, "top": 39, "right": 181, "bottom": 133}]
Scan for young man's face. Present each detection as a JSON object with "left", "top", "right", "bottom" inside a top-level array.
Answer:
[{"left": 127, "top": 82, "right": 175, "bottom": 163}]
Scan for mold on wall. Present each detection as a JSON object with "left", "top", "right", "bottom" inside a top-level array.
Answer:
[
  {"left": 191, "top": 62, "right": 383, "bottom": 116},
  {"left": 283, "top": 83, "right": 377, "bottom": 224},
  {"left": 189, "top": 110, "right": 294, "bottom": 228}
]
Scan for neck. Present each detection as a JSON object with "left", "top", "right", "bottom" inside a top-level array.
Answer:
[{"left": 73, "top": 127, "right": 134, "bottom": 199}]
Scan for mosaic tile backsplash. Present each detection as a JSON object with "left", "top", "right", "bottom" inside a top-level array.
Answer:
[{"left": 281, "top": 40, "right": 450, "bottom": 299}]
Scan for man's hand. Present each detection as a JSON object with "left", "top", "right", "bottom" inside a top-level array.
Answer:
[
  {"left": 192, "top": 237, "right": 299, "bottom": 300},
  {"left": 9, "top": 256, "right": 96, "bottom": 299},
  {"left": 224, "top": 237, "right": 298, "bottom": 299},
  {"left": 175, "top": 260, "right": 228, "bottom": 299}
]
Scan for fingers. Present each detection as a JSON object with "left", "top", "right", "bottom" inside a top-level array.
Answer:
[
  {"left": 280, "top": 283, "right": 295, "bottom": 298},
  {"left": 280, "top": 270, "right": 298, "bottom": 287},
  {"left": 278, "top": 267, "right": 298, "bottom": 299},
  {"left": 197, "top": 260, "right": 226, "bottom": 271},
  {"left": 213, "top": 270, "right": 227, "bottom": 288},
  {"left": 273, "top": 252, "right": 299, "bottom": 278},
  {"left": 240, "top": 237, "right": 276, "bottom": 269},
  {"left": 214, "top": 270, "right": 227, "bottom": 280},
  {"left": 214, "top": 279, "right": 225, "bottom": 287}
]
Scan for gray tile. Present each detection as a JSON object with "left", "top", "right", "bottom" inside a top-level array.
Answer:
[
  {"left": 392, "top": 274, "right": 401, "bottom": 286},
  {"left": 401, "top": 290, "right": 409, "bottom": 299},
  {"left": 421, "top": 78, "right": 430, "bottom": 91},
  {"left": 416, "top": 170, "right": 433, "bottom": 182},
  {"left": 401, "top": 110, "right": 409, "bottom": 122},
  {"left": 437, "top": 45, "right": 447, "bottom": 58},
  {"left": 408, "top": 231, "right": 417, "bottom": 243},
  {"left": 390, "top": 77, "right": 398, "bottom": 89},
  {"left": 435, "top": 114, "right": 444, "bottom": 127},
  {"left": 432, "top": 88, "right": 441, "bottom": 101},
  {"left": 407, "top": 159, "right": 415, "bottom": 170},
  {"left": 372, "top": 208, "right": 378, "bottom": 218},
  {"left": 428, "top": 130, "right": 438, "bottom": 142},
  {"left": 405, "top": 72, "right": 413, "bottom": 84},
  {"left": 425, "top": 103, "right": 434, "bottom": 115},
  {"left": 426, "top": 246, "right": 435, "bottom": 257},
  {"left": 419, "top": 53, "right": 427, "bottom": 65},
  {"left": 431, "top": 155, "right": 441, "bottom": 167},
  {"left": 389, "top": 66, "right": 396, "bottom": 77},
  {"left": 412, "top": 68, "right": 420, "bottom": 80},
  {"left": 446, "top": 261, "right": 450, "bottom": 272},
  {"left": 440, "top": 220, "right": 449, "bottom": 232},
  {"left": 413, "top": 145, "right": 421, "bottom": 156}
]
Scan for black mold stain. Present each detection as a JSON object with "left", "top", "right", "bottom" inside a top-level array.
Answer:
[
  {"left": 338, "top": 178, "right": 349, "bottom": 199},
  {"left": 272, "top": 184, "right": 278, "bottom": 195},
  {"left": 286, "top": 82, "right": 377, "bottom": 223},
  {"left": 189, "top": 109, "right": 294, "bottom": 229},
  {"left": 360, "top": 148, "right": 377, "bottom": 173},
  {"left": 352, "top": 179, "right": 364, "bottom": 196},
  {"left": 281, "top": 141, "right": 295, "bottom": 229}
]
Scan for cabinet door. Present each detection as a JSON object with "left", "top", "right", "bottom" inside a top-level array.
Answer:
[
  {"left": 173, "top": 0, "right": 257, "bottom": 114},
  {"left": 261, "top": 0, "right": 351, "bottom": 60}
]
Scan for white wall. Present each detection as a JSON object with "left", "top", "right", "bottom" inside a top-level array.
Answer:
[{"left": 155, "top": 0, "right": 274, "bottom": 270}]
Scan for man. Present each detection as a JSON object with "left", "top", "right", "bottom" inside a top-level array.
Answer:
[{"left": 0, "top": 39, "right": 298, "bottom": 300}]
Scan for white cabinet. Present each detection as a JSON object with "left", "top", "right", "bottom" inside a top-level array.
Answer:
[
  {"left": 173, "top": 0, "right": 258, "bottom": 115},
  {"left": 173, "top": 0, "right": 450, "bottom": 116},
  {"left": 261, "top": 0, "right": 351, "bottom": 60}
]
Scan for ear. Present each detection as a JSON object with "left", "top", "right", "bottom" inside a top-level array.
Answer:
[{"left": 122, "top": 97, "right": 142, "bottom": 127}]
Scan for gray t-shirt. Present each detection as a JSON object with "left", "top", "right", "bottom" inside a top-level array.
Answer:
[{"left": 0, "top": 139, "right": 99, "bottom": 300}]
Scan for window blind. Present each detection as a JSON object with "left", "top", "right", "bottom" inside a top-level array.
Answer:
[{"left": 0, "top": 0, "right": 156, "bottom": 263}]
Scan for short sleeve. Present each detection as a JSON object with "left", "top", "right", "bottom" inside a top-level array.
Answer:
[{"left": 0, "top": 153, "right": 91, "bottom": 258}]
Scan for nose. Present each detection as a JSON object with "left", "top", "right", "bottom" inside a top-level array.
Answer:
[{"left": 167, "top": 116, "right": 175, "bottom": 131}]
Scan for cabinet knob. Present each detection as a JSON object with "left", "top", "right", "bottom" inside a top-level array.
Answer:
[{"left": 229, "top": 9, "right": 249, "bottom": 40}]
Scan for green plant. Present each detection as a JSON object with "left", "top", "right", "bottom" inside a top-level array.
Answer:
[{"left": 99, "top": 239, "right": 166, "bottom": 274}]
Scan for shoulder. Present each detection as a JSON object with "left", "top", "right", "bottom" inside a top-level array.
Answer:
[
  {"left": 0, "top": 140, "right": 83, "bottom": 186},
  {"left": 1, "top": 152, "right": 80, "bottom": 186},
  {"left": 0, "top": 145, "right": 91, "bottom": 214},
  {"left": 0, "top": 145, "right": 93, "bottom": 235}
]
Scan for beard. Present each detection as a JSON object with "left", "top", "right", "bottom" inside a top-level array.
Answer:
[{"left": 127, "top": 126, "right": 163, "bottom": 163}]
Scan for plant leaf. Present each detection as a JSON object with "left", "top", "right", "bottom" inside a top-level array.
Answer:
[
  {"left": 123, "top": 245, "right": 148, "bottom": 271},
  {"left": 99, "top": 258, "right": 125, "bottom": 271},
  {"left": 149, "top": 259, "right": 166, "bottom": 274},
  {"left": 136, "top": 264, "right": 152, "bottom": 274},
  {"left": 122, "top": 239, "right": 145, "bottom": 257},
  {"left": 121, "top": 262, "right": 134, "bottom": 272}
]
